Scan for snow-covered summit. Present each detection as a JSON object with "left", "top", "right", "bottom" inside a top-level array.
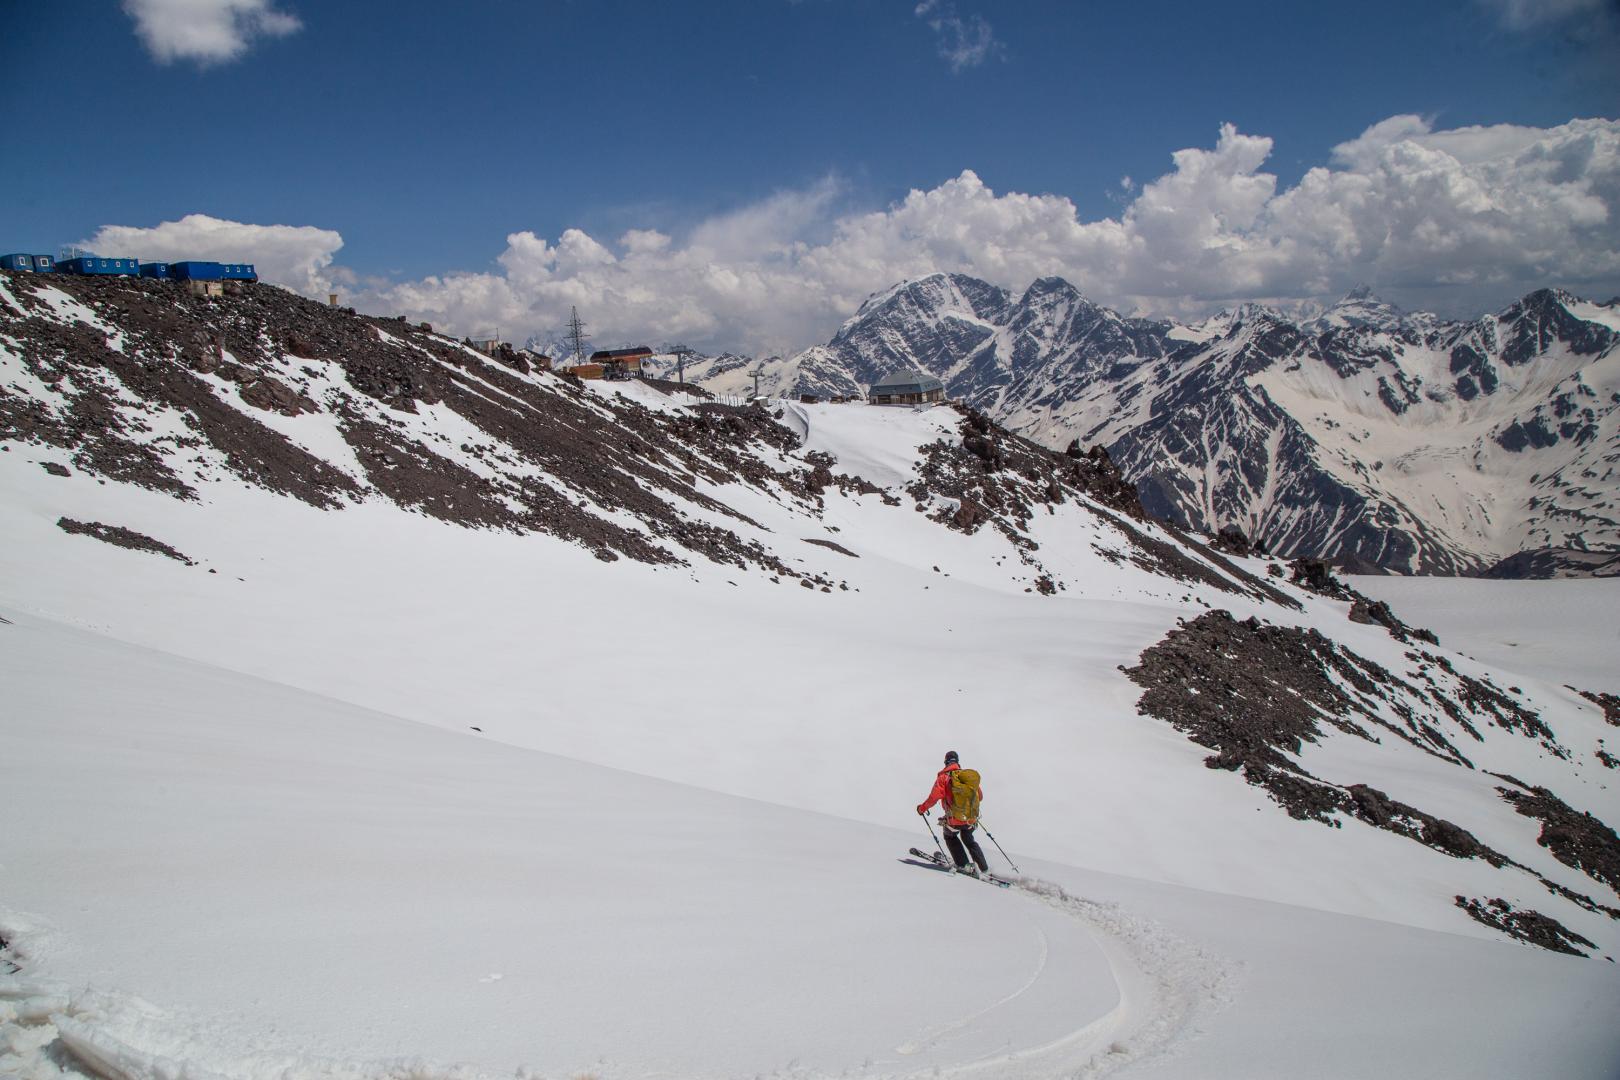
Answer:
[{"left": 1304, "top": 285, "right": 1420, "bottom": 334}]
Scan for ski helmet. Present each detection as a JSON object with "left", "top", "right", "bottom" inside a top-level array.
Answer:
[{"left": 944, "top": 750, "right": 959, "bottom": 765}]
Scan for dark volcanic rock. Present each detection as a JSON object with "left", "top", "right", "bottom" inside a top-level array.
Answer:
[
  {"left": 1289, "top": 559, "right": 1439, "bottom": 643},
  {"left": 239, "top": 374, "right": 317, "bottom": 416},
  {"left": 1347, "top": 596, "right": 1436, "bottom": 644},
  {"left": 802, "top": 537, "right": 858, "bottom": 558},
  {"left": 1498, "top": 785, "right": 1620, "bottom": 896},
  {"left": 1210, "top": 525, "right": 1263, "bottom": 558},
  {"left": 1345, "top": 783, "right": 1502, "bottom": 863},
  {"left": 1574, "top": 688, "right": 1620, "bottom": 727},
  {"left": 1125, "top": 608, "right": 1616, "bottom": 948},
  {"left": 1125, "top": 610, "right": 1474, "bottom": 816},
  {"left": 1455, "top": 896, "right": 1595, "bottom": 956},
  {"left": 1125, "top": 609, "right": 1557, "bottom": 855},
  {"left": 1289, "top": 558, "right": 1351, "bottom": 599},
  {"left": 57, "top": 517, "right": 193, "bottom": 565}
]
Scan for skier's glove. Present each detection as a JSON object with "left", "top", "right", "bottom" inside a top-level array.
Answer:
[{"left": 916, "top": 805, "right": 927, "bottom": 815}]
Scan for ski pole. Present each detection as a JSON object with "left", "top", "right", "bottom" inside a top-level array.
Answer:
[
  {"left": 919, "top": 810, "right": 947, "bottom": 861},
  {"left": 979, "top": 822, "right": 1020, "bottom": 873}
]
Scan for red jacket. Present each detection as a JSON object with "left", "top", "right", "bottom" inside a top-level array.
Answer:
[{"left": 917, "top": 763, "right": 982, "bottom": 826}]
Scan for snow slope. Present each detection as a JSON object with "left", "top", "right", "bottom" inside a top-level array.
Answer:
[
  {"left": 5, "top": 613, "right": 1618, "bottom": 1080},
  {"left": 3, "top": 273, "right": 1620, "bottom": 1076},
  {"left": 1352, "top": 574, "right": 1620, "bottom": 695},
  {"left": 0, "top": 614, "right": 1128, "bottom": 1079},
  {"left": 7, "top": 405, "right": 1614, "bottom": 941}
]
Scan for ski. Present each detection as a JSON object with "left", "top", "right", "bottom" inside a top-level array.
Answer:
[{"left": 908, "top": 847, "right": 1013, "bottom": 888}]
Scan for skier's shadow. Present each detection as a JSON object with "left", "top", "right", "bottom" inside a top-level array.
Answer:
[{"left": 899, "top": 855, "right": 952, "bottom": 872}]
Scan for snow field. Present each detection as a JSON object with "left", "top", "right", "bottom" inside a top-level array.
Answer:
[
  {"left": 0, "top": 611, "right": 1193, "bottom": 1080},
  {"left": 1083, "top": 865, "right": 1620, "bottom": 1080},
  {"left": 1, "top": 397, "right": 1614, "bottom": 944},
  {"left": 6, "top": 612, "right": 1614, "bottom": 1079},
  {"left": 4, "top": 378, "right": 1620, "bottom": 1077},
  {"left": 1353, "top": 573, "right": 1620, "bottom": 695}
]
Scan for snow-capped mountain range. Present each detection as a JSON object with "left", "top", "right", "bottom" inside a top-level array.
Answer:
[{"left": 683, "top": 274, "right": 1620, "bottom": 574}]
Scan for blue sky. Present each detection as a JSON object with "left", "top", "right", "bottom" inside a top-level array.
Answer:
[{"left": 3, "top": 0, "right": 1618, "bottom": 350}]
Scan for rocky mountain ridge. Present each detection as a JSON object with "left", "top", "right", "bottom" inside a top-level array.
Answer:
[
  {"left": 694, "top": 274, "right": 1620, "bottom": 575},
  {"left": 0, "top": 268, "right": 1274, "bottom": 600}
]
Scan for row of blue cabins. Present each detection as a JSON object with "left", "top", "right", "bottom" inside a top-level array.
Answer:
[{"left": 1, "top": 253, "right": 256, "bottom": 281}]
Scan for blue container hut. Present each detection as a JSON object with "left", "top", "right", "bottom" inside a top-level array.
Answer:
[
  {"left": 58, "top": 257, "right": 139, "bottom": 276},
  {"left": 31, "top": 254, "right": 54, "bottom": 272},
  {"left": 1, "top": 253, "right": 37, "bottom": 271},
  {"left": 140, "top": 262, "right": 172, "bottom": 279},
  {"left": 220, "top": 263, "right": 257, "bottom": 281},
  {"left": 171, "top": 261, "right": 224, "bottom": 281}
]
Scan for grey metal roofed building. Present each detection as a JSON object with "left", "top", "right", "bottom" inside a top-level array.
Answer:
[{"left": 868, "top": 370, "right": 946, "bottom": 406}]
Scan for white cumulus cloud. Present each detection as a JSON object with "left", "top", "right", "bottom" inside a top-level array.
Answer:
[
  {"left": 84, "top": 214, "right": 341, "bottom": 295},
  {"left": 345, "top": 115, "right": 1620, "bottom": 351},
  {"left": 86, "top": 116, "right": 1620, "bottom": 355},
  {"left": 123, "top": 0, "right": 302, "bottom": 66}
]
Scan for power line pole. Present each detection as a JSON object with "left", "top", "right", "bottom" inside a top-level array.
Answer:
[
  {"left": 751, "top": 363, "right": 765, "bottom": 400},
  {"left": 566, "top": 306, "right": 591, "bottom": 367}
]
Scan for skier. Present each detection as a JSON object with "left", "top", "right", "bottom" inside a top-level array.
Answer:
[{"left": 916, "top": 750, "right": 989, "bottom": 877}]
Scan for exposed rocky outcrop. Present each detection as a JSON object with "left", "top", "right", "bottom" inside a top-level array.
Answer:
[
  {"left": 1209, "top": 525, "right": 1264, "bottom": 558},
  {"left": 1290, "top": 558, "right": 1439, "bottom": 644},
  {"left": 802, "top": 537, "right": 858, "bottom": 558},
  {"left": 57, "top": 517, "right": 193, "bottom": 565},
  {"left": 1573, "top": 688, "right": 1620, "bottom": 727},
  {"left": 902, "top": 405, "right": 1296, "bottom": 603},
  {"left": 1498, "top": 784, "right": 1620, "bottom": 897},
  {"left": 1124, "top": 608, "right": 1610, "bottom": 951},
  {"left": 1289, "top": 558, "right": 1353, "bottom": 600},
  {"left": 1128, "top": 611, "right": 1480, "bottom": 803},
  {"left": 1455, "top": 896, "right": 1596, "bottom": 956}
]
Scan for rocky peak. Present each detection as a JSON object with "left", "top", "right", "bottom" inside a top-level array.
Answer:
[
  {"left": 1018, "top": 276, "right": 1087, "bottom": 307},
  {"left": 1308, "top": 287, "right": 1409, "bottom": 334},
  {"left": 1219, "top": 302, "right": 1289, "bottom": 339},
  {"left": 845, "top": 272, "right": 1008, "bottom": 329},
  {"left": 1499, "top": 287, "right": 1616, "bottom": 364}
]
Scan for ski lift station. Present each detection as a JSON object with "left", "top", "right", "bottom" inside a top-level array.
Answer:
[
  {"left": 868, "top": 370, "right": 946, "bottom": 406},
  {"left": 568, "top": 346, "right": 652, "bottom": 380}
]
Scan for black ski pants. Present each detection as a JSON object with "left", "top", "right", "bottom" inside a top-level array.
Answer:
[{"left": 944, "top": 823, "right": 988, "bottom": 871}]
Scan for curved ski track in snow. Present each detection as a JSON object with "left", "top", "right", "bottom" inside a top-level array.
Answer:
[
  {"left": 0, "top": 882, "right": 1231, "bottom": 1080},
  {"left": 899, "top": 876, "right": 1233, "bottom": 1080},
  {"left": 892, "top": 918, "right": 1052, "bottom": 1056},
  {"left": 1001, "top": 878, "right": 1234, "bottom": 1078}
]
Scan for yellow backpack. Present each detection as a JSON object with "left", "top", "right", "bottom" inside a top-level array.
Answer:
[{"left": 948, "top": 768, "right": 981, "bottom": 823}]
